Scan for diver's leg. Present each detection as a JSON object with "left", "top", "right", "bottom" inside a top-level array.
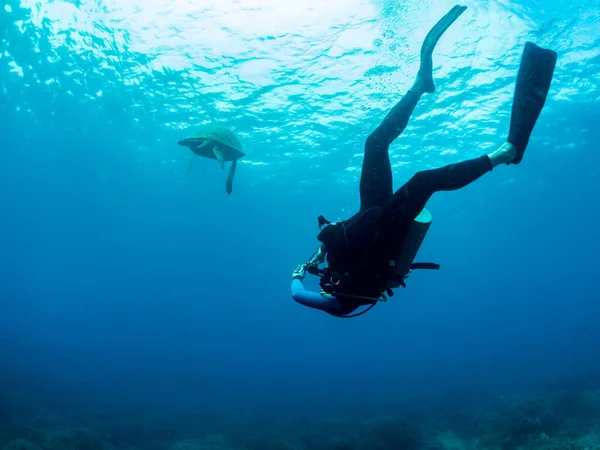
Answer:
[
  {"left": 383, "top": 154, "right": 495, "bottom": 221},
  {"left": 358, "top": 5, "right": 468, "bottom": 212},
  {"left": 359, "top": 90, "right": 421, "bottom": 211},
  {"left": 381, "top": 39, "right": 559, "bottom": 222}
]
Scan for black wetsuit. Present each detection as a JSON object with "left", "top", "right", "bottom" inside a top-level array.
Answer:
[{"left": 317, "top": 89, "right": 493, "bottom": 299}]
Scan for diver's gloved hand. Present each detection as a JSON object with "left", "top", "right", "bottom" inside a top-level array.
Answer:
[{"left": 292, "top": 263, "right": 307, "bottom": 281}]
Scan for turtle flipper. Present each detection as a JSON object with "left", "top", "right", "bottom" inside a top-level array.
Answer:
[
  {"left": 225, "top": 159, "right": 237, "bottom": 195},
  {"left": 213, "top": 147, "right": 225, "bottom": 169},
  {"left": 188, "top": 153, "right": 195, "bottom": 171}
]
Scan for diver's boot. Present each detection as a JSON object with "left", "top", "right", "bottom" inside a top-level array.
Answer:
[
  {"left": 487, "top": 142, "right": 517, "bottom": 167},
  {"left": 414, "top": 5, "right": 467, "bottom": 95}
]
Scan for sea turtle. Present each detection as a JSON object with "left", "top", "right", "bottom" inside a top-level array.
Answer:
[{"left": 177, "top": 125, "right": 245, "bottom": 195}]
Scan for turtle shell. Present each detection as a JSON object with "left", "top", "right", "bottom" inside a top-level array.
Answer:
[{"left": 178, "top": 125, "right": 245, "bottom": 162}]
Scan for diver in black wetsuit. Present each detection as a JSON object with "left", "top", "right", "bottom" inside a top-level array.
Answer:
[{"left": 291, "top": 5, "right": 558, "bottom": 318}]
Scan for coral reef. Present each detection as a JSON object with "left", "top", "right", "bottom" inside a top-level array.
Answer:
[
  {"left": 3, "top": 439, "right": 43, "bottom": 450},
  {"left": 0, "top": 424, "right": 44, "bottom": 448},
  {"left": 42, "top": 428, "right": 111, "bottom": 450},
  {"left": 1, "top": 380, "right": 600, "bottom": 450}
]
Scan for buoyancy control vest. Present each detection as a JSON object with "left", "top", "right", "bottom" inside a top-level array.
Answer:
[{"left": 313, "top": 209, "right": 440, "bottom": 301}]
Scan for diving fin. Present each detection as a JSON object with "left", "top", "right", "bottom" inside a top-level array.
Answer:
[
  {"left": 418, "top": 4, "right": 467, "bottom": 93},
  {"left": 188, "top": 153, "right": 195, "bottom": 171},
  {"left": 225, "top": 159, "right": 237, "bottom": 195},
  {"left": 507, "top": 42, "right": 558, "bottom": 164},
  {"left": 213, "top": 147, "right": 225, "bottom": 169}
]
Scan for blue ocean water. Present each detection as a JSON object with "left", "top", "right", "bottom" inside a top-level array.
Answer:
[{"left": 1, "top": 0, "right": 600, "bottom": 448}]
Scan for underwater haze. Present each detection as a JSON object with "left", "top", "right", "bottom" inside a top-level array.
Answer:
[{"left": 1, "top": 0, "right": 600, "bottom": 449}]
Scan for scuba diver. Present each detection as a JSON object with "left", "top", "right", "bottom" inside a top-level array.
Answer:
[{"left": 290, "top": 5, "right": 558, "bottom": 318}]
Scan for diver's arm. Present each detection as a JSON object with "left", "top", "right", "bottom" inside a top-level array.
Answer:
[
  {"left": 307, "top": 245, "right": 325, "bottom": 267},
  {"left": 290, "top": 248, "right": 343, "bottom": 312},
  {"left": 290, "top": 278, "right": 344, "bottom": 312}
]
